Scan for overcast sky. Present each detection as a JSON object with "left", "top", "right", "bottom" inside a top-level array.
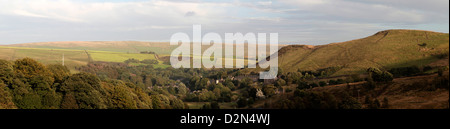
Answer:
[{"left": 0, "top": 0, "right": 448, "bottom": 45}]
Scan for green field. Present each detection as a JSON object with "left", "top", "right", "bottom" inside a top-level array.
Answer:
[
  {"left": 89, "top": 51, "right": 156, "bottom": 62},
  {"left": 8, "top": 41, "right": 179, "bottom": 55},
  {"left": 0, "top": 46, "right": 172, "bottom": 71}
]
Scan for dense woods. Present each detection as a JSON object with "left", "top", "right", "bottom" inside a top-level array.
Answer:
[
  {"left": 1, "top": 57, "right": 448, "bottom": 109},
  {"left": 0, "top": 58, "right": 183, "bottom": 109}
]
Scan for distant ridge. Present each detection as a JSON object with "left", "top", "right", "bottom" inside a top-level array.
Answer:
[{"left": 4, "top": 29, "right": 449, "bottom": 76}]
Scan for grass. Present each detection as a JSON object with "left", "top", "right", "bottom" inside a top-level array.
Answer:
[
  {"left": 89, "top": 51, "right": 155, "bottom": 62},
  {"left": 8, "top": 41, "right": 179, "bottom": 55},
  {"left": 0, "top": 46, "right": 89, "bottom": 72},
  {"left": 275, "top": 30, "right": 449, "bottom": 76},
  {"left": 129, "top": 61, "right": 172, "bottom": 69}
]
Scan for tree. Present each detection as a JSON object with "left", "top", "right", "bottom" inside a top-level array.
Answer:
[
  {"left": 223, "top": 80, "right": 235, "bottom": 90},
  {"left": 275, "top": 78, "right": 286, "bottom": 88},
  {"left": 60, "top": 73, "right": 107, "bottom": 109},
  {"left": 380, "top": 71, "right": 394, "bottom": 82},
  {"left": 13, "top": 58, "right": 50, "bottom": 79},
  {"left": 240, "top": 77, "right": 252, "bottom": 88},
  {"left": 336, "top": 79, "right": 345, "bottom": 84},
  {"left": 47, "top": 64, "right": 70, "bottom": 84},
  {"left": 373, "top": 99, "right": 381, "bottom": 109},
  {"left": 0, "top": 82, "right": 16, "bottom": 109},
  {"left": 382, "top": 97, "right": 389, "bottom": 108},
  {"left": 8, "top": 59, "right": 59, "bottom": 109},
  {"left": 134, "top": 88, "right": 153, "bottom": 109},
  {"left": 319, "top": 81, "right": 327, "bottom": 87},
  {"left": 210, "top": 101, "right": 220, "bottom": 109},
  {"left": 367, "top": 67, "right": 393, "bottom": 83},
  {"left": 151, "top": 94, "right": 161, "bottom": 109},
  {"left": 263, "top": 85, "right": 276, "bottom": 97},
  {"left": 61, "top": 93, "right": 79, "bottom": 109},
  {"left": 169, "top": 96, "right": 185, "bottom": 109},
  {"left": 0, "top": 60, "right": 14, "bottom": 83},
  {"left": 141, "top": 59, "right": 159, "bottom": 65},
  {"left": 144, "top": 75, "right": 153, "bottom": 88},
  {"left": 124, "top": 58, "right": 140, "bottom": 64},
  {"left": 237, "top": 98, "right": 248, "bottom": 108},
  {"left": 309, "top": 83, "right": 319, "bottom": 88},
  {"left": 201, "top": 103, "right": 212, "bottom": 109},
  {"left": 328, "top": 80, "right": 337, "bottom": 85},
  {"left": 438, "top": 66, "right": 448, "bottom": 77},
  {"left": 111, "top": 85, "right": 137, "bottom": 109},
  {"left": 297, "top": 81, "right": 309, "bottom": 90},
  {"left": 338, "top": 93, "right": 362, "bottom": 109}
]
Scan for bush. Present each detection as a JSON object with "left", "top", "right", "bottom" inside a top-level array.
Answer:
[
  {"left": 389, "top": 66, "right": 420, "bottom": 77},
  {"left": 141, "top": 59, "right": 159, "bottom": 65},
  {"left": 124, "top": 58, "right": 140, "bottom": 64},
  {"left": 309, "top": 83, "right": 319, "bottom": 88},
  {"left": 210, "top": 101, "right": 220, "bottom": 109},
  {"left": 319, "top": 81, "right": 327, "bottom": 87},
  {"left": 336, "top": 79, "right": 345, "bottom": 84},
  {"left": 368, "top": 67, "right": 394, "bottom": 83},
  {"left": 297, "top": 81, "right": 309, "bottom": 89},
  {"left": 237, "top": 98, "right": 248, "bottom": 108},
  {"left": 328, "top": 80, "right": 337, "bottom": 85}
]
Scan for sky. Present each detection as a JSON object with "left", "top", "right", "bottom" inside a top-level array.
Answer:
[{"left": 0, "top": 0, "right": 448, "bottom": 45}]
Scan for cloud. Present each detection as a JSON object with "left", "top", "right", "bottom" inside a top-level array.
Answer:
[
  {"left": 257, "top": 1, "right": 273, "bottom": 6},
  {"left": 278, "top": 0, "right": 447, "bottom": 24},
  {"left": 185, "top": 11, "right": 196, "bottom": 17},
  {"left": 0, "top": 0, "right": 448, "bottom": 45}
]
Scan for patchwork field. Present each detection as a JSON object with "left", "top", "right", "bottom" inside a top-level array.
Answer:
[{"left": 0, "top": 46, "right": 171, "bottom": 71}]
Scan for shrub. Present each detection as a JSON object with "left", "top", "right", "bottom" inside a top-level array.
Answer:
[
  {"left": 141, "top": 59, "right": 159, "bottom": 65},
  {"left": 368, "top": 67, "right": 394, "bottom": 83},
  {"left": 237, "top": 98, "right": 248, "bottom": 108},
  {"left": 319, "top": 81, "right": 327, "bottom": 87},
  {"left": 124, "top": 58, "right": 140, "bottom": 64}
]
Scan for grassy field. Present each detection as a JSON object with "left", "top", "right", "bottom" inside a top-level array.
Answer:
[
  {"left": 0, "top": 46, "right": 172, "bottom": 71},
  {"left": 8, "top": 41, "right": 179, "bottom": 55},
  {"left": 0, "top": 46, "right": 89, "bottom": 72},
  {"left": 89, "top": 51, "right": 156, "bottom": 62}
]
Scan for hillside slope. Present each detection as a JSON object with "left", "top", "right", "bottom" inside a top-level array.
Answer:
[{"left": 278, "top": 30, "right": 449, "bottom": 75}]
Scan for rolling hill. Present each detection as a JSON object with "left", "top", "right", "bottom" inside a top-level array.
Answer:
[
  {"left": 276, "top": 29, "right": 449, "bottom": 76},
  {"left": 2, "top": 29, "right": 448, "bottom": 76}
]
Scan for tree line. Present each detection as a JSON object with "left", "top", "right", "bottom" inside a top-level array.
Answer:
[{"left": 0, "top": 58, "right": 185, "bottom": 109}]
